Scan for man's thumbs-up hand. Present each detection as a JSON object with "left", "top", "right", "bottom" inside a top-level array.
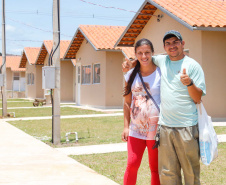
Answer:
[{"left": 180, "top": 68, "right": 192, "bottom": 86}]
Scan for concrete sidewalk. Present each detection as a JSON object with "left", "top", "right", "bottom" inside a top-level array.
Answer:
[
  {"left": 0, "top": 105, "right": 123, "bottom": 112},
  {"left": 2, "top": 113, "right": 123, "bottom": 121},
  {"left": 0, "top": 120, "right": 118, "bottom": 185},
  {"left": 56, "top": 134, "right": 226, "bottom": 156},
  {"left": 56, "top": 143, "right": 127, "bottom": 156}
]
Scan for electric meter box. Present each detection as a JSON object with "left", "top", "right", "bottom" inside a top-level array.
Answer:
[
  {"left": 0, "top": 74, "right": 4, "bottom": 87},
  {"left": 42, "top": 66, "right": 56, "bottom": 89}
]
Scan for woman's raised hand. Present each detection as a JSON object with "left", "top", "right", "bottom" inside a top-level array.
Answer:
[{"left": 122, "top": 58, "right": 135, "bottom": 73}]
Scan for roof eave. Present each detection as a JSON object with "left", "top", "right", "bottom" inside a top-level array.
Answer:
[
  {"left": 148, "top": 0, "right": 194, "bottom": 31},
  {"left": 193, "top": 26, "right": 226, "bottom": 32},
  {"left": 114, "top": 0, "right": 148, "bottom": 47},
  {"left": 121, "top": 50, "right": 129, "bottom": 59},
  {"left": 43, "top": 42, "right": 51, "bottom": 55},
  {"left": 63, "top": 28, "right": 80, "bottom": 59},
  {"left": 19, "top": 51, "right": 25, "bottom": 68},
  {"left": 98, "top": 49, "right": 121, "bottom": 52},
  {"left": 35, "top": 43, "right": 45, "bottom": 65},
  {"left": 24, "top": 50, "right": 32, "bottom": 65}
]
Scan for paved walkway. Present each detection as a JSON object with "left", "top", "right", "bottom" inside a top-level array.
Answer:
[
  {"left": 56, "top": 134, "right": 226, "bottom": 156},
  {"left": 0, "top": 120, "right": 118, "bottom": 185},
  {"left": 212, "top": 122, "right": 226, "bottom": 126},
  {"left": 56, "top": 143, "right": 127, "bottom": 156},
  {"left": 3, "top": 113, "right": 123, "bottom": 121},
  {"left": 0, "top": 105, "right": 123, "bottom": 113}
]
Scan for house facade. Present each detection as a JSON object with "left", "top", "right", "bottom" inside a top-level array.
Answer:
[
  {"left": 64, "top": 25, "right": 134, "bottom": 108},
  {"left": 35, "top": 40, "right": 73, "bottom": 102},
  {"left": 115, "top": 0, "right": 226, "bottom": 119},
  {"left": 0, "top": 55, "right": 26, "bottom": 98},
  {"left": 19, "top": 47, "right": 43, "bottom": 99}
]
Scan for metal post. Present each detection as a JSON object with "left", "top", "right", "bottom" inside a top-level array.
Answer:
[
  {"left": 2, "top": 0, "right": 7, "bottom": 117},
  {"left": 52, "top": 0, "right": 61, "bottom": 144}
]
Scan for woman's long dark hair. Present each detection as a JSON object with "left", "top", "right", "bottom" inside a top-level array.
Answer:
[{"left": 123, "top": 38, "right": 154, "bottom": 96}]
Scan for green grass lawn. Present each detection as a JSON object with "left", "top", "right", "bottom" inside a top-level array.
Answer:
[
  {"left": 0, "top": 101, "right": 34, "bottom": 108},
  {"left": 8, "top": 116, "right": 224, "bottom": 147},
  {"left": 8, "top": 116, "right": 124, "bottom": 146},
  {"left": 6, "top": 107, "right": 105, "bottom": 118},
  {"left": 71, "top": 143, "right": 226, "bottom": 185},
  {"left": 6, "top": 98, "right": 32, "bottom": 102},
  {"left": 214, "top": 126, "right": 226, "bottom": 135}
]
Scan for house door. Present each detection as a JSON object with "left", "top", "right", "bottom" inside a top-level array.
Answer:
[
  {"left": 20, "top": 77, "right": 26, "bottom": 91},
  {"left": 13, "top": 80, "right": 20, "bottom": 91},
  {"left": 76, "top": 65, "right": 81, "bottom": 105},
  {"left": 13, "top": 72, "right": 20, "bottom": 91}
]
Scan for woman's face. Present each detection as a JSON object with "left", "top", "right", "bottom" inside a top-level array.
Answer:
[{"left": 135, "top": 44, "right": 153, "bottom": 67}]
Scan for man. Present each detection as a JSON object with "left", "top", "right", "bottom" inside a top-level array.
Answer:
[{"left": 122, "top": 30, "right": 206, "bottom": 185}]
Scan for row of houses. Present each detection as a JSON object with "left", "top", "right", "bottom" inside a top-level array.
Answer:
[
  {"left": 2, "top": 25, "right": 135, "bottom": 107},
  {"left": 2, "top": 0, "right": 226, "bottom": 120},
  {"left": 0, "top": 56, "right": 26, "bottom": 98}
]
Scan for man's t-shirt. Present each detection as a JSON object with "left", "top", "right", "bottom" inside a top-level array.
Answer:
[
  {"left": 153, "top": 55, "right": 206, "bottom": 127},
  {"left": 124, "top": 67, "right": 161, "bottom": 140}
]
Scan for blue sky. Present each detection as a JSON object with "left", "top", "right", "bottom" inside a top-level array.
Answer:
[{"left": 0, "top": 0, "right": 144, "bottom": 55}]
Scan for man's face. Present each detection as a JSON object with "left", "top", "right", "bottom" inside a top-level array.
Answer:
[{"left": 164, "top": 37, "right": 185, "bottom": 61}]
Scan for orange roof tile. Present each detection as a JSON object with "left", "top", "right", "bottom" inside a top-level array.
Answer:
[
  {"left": 64, "top": 25, "right": 135, "bottom": 60},
  {"left": 36, "top": 40, "right": 70, "bottom": 65},
  {"left": 25, "top": 47, "right": 40, "bottom": 64},
  {"left": 116, "top": 0, "right": 226, "bottom": 47},
  {"left": 151, "top": 0, "right": 226, "bottom": 28},
  {"left": 0, "top": 56, "right": 25, "bottom": 72},
  {"left": 19, "top": 47, "right": 40, "bottom": 68},
  {"left": 121, "top": 47, "right": 135, "bottom": 60},
  {"left": 80, "top": 25, "right": 127, "bottom": 50}
]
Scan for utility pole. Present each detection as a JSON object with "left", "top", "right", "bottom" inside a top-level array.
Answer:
[
  {"left": 2, "top": 0, "right": 7, "bottom": 117},
  {"left": 52, "top": 0, "right": 61, "bottom": 144}
]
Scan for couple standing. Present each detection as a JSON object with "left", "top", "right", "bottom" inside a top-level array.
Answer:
[{"left": 122, "top": 30, "right": 206, "bottom": 185}]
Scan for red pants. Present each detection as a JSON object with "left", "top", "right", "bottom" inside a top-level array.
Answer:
[{"left": 124, "top": 136, "right": 160, "bottom": 185}]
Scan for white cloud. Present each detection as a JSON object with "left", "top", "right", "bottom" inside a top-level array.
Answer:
[
  {"left": 6, "top": 25, "right": 16, "bottom": 32},
  {"left": 8, "top": 48, "right": 24, "bottom": 55}
]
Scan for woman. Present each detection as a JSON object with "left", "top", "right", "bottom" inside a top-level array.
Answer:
[{"left": 122, "top": 38, "right": 161, "bottom": 185}]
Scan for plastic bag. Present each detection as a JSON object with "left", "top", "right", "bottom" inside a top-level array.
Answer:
[{"left": 198, "top": 102, "right": 218, "bottom": 165}]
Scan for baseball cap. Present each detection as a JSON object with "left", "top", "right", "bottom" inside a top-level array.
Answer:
[{"left": 163, "top": 30, "right": 183, "bottom": 43}]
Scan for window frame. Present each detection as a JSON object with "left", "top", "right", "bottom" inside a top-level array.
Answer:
[
  {"left": 81, "top": 65, "right": 91, "bottom": 85},
  {"left": 93, "top": 63, "right": 100, "bottom": 84},
  {"left": 27, "top": 73, "right": 30, "bottom": 85},
  {"left": 13, "top": 72, "right": 20, "bottom": 81},
  {"left": 26, "top": 73, "right": 34, "bottom": 85},
  {"left": 31, "top": 73, "right": 34, "bottom": 85}
]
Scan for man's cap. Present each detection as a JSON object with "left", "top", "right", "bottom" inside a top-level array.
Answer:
[{"left": 163, "top": 30, "right": 183, "bottom": 43}]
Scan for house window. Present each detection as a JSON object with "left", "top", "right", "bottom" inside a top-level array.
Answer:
[
  {"left": 78, "top": 66, "right": 81, "bottom": 84},
  {"left": 13, "top": 72, "right": 20, "bottom": 80},
  {"left": 82, "top": 65, "right": 91, "bottom": 84},
  {"left": 27, "top": 74, "right": 30, "bottom": 85},
  {"left": 31, "top": 73, "right": 34, "bottom": 85},
  {"left": 27, "top": 73, "right": 34, "bottom": 85},
  {"left": 93, "top": 64, "right": 100, "bottom": 84}
]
